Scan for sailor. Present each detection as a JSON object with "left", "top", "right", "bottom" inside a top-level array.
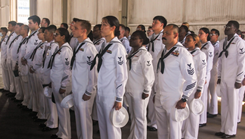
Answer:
[
  {"left": 119, "top": 24, "right": 131, "bottom": 54},
  {"left": 69, "top": 18, "right": 79, "bottom": 50},
  {"left": 92, "top": 24, "right": 106, "bottom": 52},
  {"left": 41, "top": 18, "right": 50, "bottom": 27}
]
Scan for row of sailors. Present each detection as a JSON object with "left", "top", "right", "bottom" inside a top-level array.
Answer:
[{"left": 1, "top": 14, "right": 245, "bottom": 139}]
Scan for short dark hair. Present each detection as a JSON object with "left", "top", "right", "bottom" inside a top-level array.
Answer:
[
  {"left": 180, "top": 25, "right": 188, "bottom": 33},
  {"left": 1, "top": 27, "right": 8, "bottom": 33},
  {"left": 187, "top": 33, "right": 202, "bottom": 48},
  {"left": 167, "top": 24, "right": 179, "bottom": 34},
  {"left": 45, "top": 25, "right": 57, "bottom": 33},
  {"left": 153, "top": 16, "right": 167, "bottom": 28},
  {"left": 39, "top": 27, "right": 46, "bottom": 33},
  {"left": 17, "top": 23, "right": 24, "bottom": 27},
  {"left": 125, "top": 27, "right": 130, "bottom": 32},
  {"left": 61, "top": 23, "right": 68, "bottom": 30},
  {"left": 148, "top": 26, "right": 152, "bottom": 29},
  {"left": 23, "top": 25, "right": 29, "bottom": 33},
  {"left": 28, "top": 15, "right": 41, "bottom": 25},
  {"left": 88, "top": 31, "right": 93, "bottom": 41},
  {"left": 57, "top": 28, "right": 70, "bottom": 42},
  {"left": 73, "top": 18, "right": 79, "bottom": 22},
  {"left": 119, "top": 24, "right": 126, "bottom": 31},
  {"left": 8, "top": 21, "right": 16, "bottom": 26},
  {"left": 43, "top": 18, "right": 50, "bottom": 26},
  {"left": 228, "top": 20, "right": 239, "bottom": 30},
  {"left": 102, "top": 16, "right": 120, "bottom": 37},
  {"left": 94, "top": 24, "right": 102, "bottom": 30},
  {"left": 76, "top": 19, "right": 91, "bottom": 36},
  {"left": 138, "top": 24, "right": 146, "bottom": 32},
  {"left": 131, "top": 30, "right": 149, "bottom": 45},
  {"left": 200, "top": 27, "right": 210, "bottom": 41},
  {"left": 211, "top": 29, "right": 220, "bottom": 36}
]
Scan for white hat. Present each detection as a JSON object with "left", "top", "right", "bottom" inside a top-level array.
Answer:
[
  {"left": 61, "top": 94, "right": 74, "bottom": 108},
  {"left": 110, "top": 107, "right": 129, "bottom": 128},
  {"left": 43, "top": 87, "right": 52, "bottom": 98},
  {"left": 216, "top": 84, "right": 221, "bottom": 97},
  {"left": 171, "top": 104, "right": 190, "bottom": 122},
  {"left": 190, "top": 99, "right": 204, "bottom": 115}
]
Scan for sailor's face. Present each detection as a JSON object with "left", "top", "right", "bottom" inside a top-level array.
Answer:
[
  {"left": 162, "top": 26, "right": 175, "bottom": 45},
  {"left": 184, "top": 35, "right": 196, "bottom": 49},
  {"left": 101, "top": 19, "right": 114, "bottom": 37}
]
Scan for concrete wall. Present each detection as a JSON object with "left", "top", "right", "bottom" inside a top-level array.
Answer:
[{"left": 0, "top": 0, "right": 245, "bottom": 39}]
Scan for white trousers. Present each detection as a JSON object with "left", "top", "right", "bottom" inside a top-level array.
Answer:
[
  {"left": 7, "top": 61, "right": 15, "bottom": 93},
  {"left": 52, "top": 83, "right": 71, "bottom": 139},
  {"left": 28, "top": 73, "right": 38, "bottom": 111},
  {"left": 73, "top": 90, "right": 95, "bottom": 139},
  {"left": 182, "top": 89, "right": 200, "bottom": 139},
  {"left": 220, "top": 81, "right": 238, "bottom": 135},
  {"left": 147, "top": 90, "right": 157, "bottom": 128},
  {"left": 200, "top": 72, "right": 211, "bottom": 124},
  {"left": 96, "top": 94, "right": 122, "bottom": 139},
  {"left": 208, "top": 70, "right": 218, "bottom": 115},
  {"left": 1, "top": 60, "right": 10, "bottom": 91},
  {"left": 238, "top": 86, "right": 245, "bottom": 123},
  {"left": 20, "top": 75, "right": 30, "bottom": 106},
  {"left": 45, "top": 87, "right": 58, "bottom": 128},
  {"left": 125, "top": 92, "right": 150, "bottom": 139},
  {"left": 14, "top": 76, "right": 23, "bottom": 100},
  {"left": 155, "top": 97, "right": 182, "bottom": 139}
]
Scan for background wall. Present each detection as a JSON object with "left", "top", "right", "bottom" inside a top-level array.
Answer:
[{"left": 0, "top": 0, "right": 244, "bottom": 39}]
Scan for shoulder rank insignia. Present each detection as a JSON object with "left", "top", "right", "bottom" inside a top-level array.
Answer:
[
  {"left": 171, "top": 50, "right": 179, "bottom": 57},
  {"left": 34, "top": 40, "right": 38, "bottom": 45},
  {"left": 240, "top": 48, "right": 245, "bottom": 54},
  {"left": 107, "top": 50, "right": 112, "bottom": 54},
  {"left": 147, "top": 61, "right": 151, "bottom": 66},
  {"left": 187, "top": 63, "right": 194, "bottom": 75},
  {"left": 65, "top": 58, "right": 69, "bottom": 65},
  {"left": 118, "top": 57, "right": 123, "bottom": 65}
]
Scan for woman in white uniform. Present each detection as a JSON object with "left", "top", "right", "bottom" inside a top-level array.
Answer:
[
  {"left": 198, "top": 27, "right": 214, "bottom": 127},
  {"left": 125, "top": 30, "right": 154, "bottom": 139},
  {"left": 182, "top": 34, "right": 207, "bottom": 139},
  {"left": 90, "top": 16, "right": 128, "bottom": 139},
  {"left": 49, "top": 28, "right": 73, "bottom": 139}
]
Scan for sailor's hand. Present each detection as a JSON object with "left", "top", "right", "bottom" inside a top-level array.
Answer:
[
  {"left": 113, "top": 101, "right": 122, "bottom": 110},
  {"left": 82, "top": 93, "right": 91, "bottom": 101},
  {"left": 142, "top": 93, "right": 149, "bottom": 99},
  {"left": 176, "top": 100, "right": 186, "bottom": 109},
  {"left": 235, "top": 82, "right": 242, "bottom": 89}
]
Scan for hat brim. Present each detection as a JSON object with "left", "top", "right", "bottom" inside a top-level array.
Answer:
[
  {"left": 171, "top": 104, "right": 190, "bottom": 122},
  {"left": 110, "top": 107, "right": 129, "bottom": 128},
  {"left": 190, "top": 99, "right": 204, "bottom": 115},
  {"left": 61, "top": 94, "right": 74, "bottom": 108}
]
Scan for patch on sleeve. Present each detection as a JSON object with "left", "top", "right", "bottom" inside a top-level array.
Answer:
[
  {"left": 202, "top": 60, "right": 206, "bottom": 65},
  {"left": 65, "top": 58, "right": 69, "bottom": 65},
  {"left": 118, "top": 57, "right": 123, "bottom": 65},
  {"left": 34, "top": 40, "right": 38, "bottom": 45},
  {"left": 185, "top": 82, "right": 196, "bottom": 91},
  {"left": 209, "top": 52, "right": 213, "bottom": 57},
  {"left": 146, "top": 61, "right": 151, "bottom": 66},
  {"left": 87, "top": 56, "right": 92, "bottom": 65},
  {"left": 187, "top": 63, "right": 194, "bottom": 75},
  {"left": 239, "top": 48, "right": 245, "bottom": 54}
]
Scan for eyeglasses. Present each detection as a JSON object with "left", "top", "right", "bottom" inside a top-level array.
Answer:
[
  {"left": 53, "top": 33, "right": 60, "bottom": 37},
  {"left": 224, "top": 25, "right": 231, "bottom": 29},
  {"left": 209, "top": 33, "right": 216, "bottom": 37}
]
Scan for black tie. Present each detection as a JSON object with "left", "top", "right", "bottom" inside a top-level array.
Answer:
[
  {"left": 47, "top": 46, "right": 69, "bottom": 69},
  {"left": 93, "top": 39, "right": 101, "bottom": 45},
  {"left": 17, "top": 38, "right": 28, "bottom": 54},
  {"left": 26, "top": 30, "right": 37, "bottom": 43},
  {"left": 70, "top": 42, "right": 85, "bottom": 69},
  {"left": 29, "top": 42, "right": 45, "bottom": 61},
  {"left": 127, "top": 49, "right": 141, "bottom": 70},
  {"left": 157, "top": 47, "right": 177, "bottom": 74},
  {"left": 200, "top": 43, "right": 208, "bottom": 50},
  {"left": 5, "top": 32, "right": 14, "bottom": 44},
  {"left": 9, "top": 35, "right": 20, "bottom": 48},
  {"left": 148, "top": 32, "right": 162, "bottom": 52},
  {"left": 90, "top": 43, "right": 113, "bottom": 72},
  {"left": 190, "top": 49, "right": 196, "bottom": 54},
  {"left": 218, "top": 37, "right": 236, "bottom": 58}
]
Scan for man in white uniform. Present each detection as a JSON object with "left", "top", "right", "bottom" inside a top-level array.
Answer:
[
  {"left": 207, "top": 29, "right": 220, "bottom": 118},
  {"left": 119, "top": 24, "right": 131, "bottom": 54},
  {"left": 215, "top": 20, "right": 245, "bottom": 138},
  {"left": 147, "top": 15, "right": 167, "bottom": 131},
  {"left": 71, "top": 19, "right": 97, "bottom": 139},
  {"left": 93, "top": 24, "right": 106, "bottom": 52},
  {"left": 69, "top": 18, "right": 79, "bottom": 50},
  {"left": 155, "top": 24, "right": 196, "bottom": 139}
]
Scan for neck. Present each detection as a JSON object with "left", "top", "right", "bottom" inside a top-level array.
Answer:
[
  {"left": 22, "top": 34, "right": 28, "bottom": 38},
  {"left": 227, "top": 34, "right": 235, "bottom": 41},
  {"left": 132, "top": 46, "right": 141, "bottom": 53},
  {"left": 166, "top": 41, "right": 178, "bottom": 50},
  {"left": 211, "top": 40, "right": 217, "bottom": 45},
  {"left": 119, "top": 35, "right": 124, "bottom": 39},
  {"left": 94, "top": 36, "right": 102, "bottom": 41},
  {"left": 105, "top": 34, "right": 115, "bottom": 43},
  {"left": 201, "top": 40, "right": 207, "bottom": 44},
  {"left": 31, "top": 27, "right": 38, "bottom": 32},
  {"left": 154, "top": 28, "right": 163, "bottom": 35},
  {"left": 41, "top": 39, "right": 45, "bottom": 42},
  {"left": 77, "top": 35, "right": 87, "bottom": 43},
  {"left": 188, "top": 46, "right": 195, "bottom": 51},
  {"left": 47, "top": 39, "right": 53, "bottom": 43},
  {"left": 58, "top": 42, "right": 65, "bottom": 47}
]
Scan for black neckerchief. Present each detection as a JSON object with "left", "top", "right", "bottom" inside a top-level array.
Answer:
[
  {"left": 147, "top": 31, "right": 163, "bottom": 52},
  {"left": 70, "top": 42, "right": 87, "bottom": 69},
  {"left": 42, "top": 42, "right": 55, "bottom": 68},
  {"left": 9, "top": 35, "right": 20, "bottom": 48},
  {"left": 6, "top": 32, "right": 14, "bottom": 44},
  {"left": 200, "top": 42, "right": 208, "bottom": 50},
  {"left": 218, "top": 36, "right": 236, "bottom": 58},
  {"left": 157, "top": 47, "right": 177, "bottom": 74},
  {"left": 30, "top": 42, "right": 45, "bottom": 61},
  {"left": 127, "top": 48, "right": 142, "bottom": 70},
  {"left": 26, "top": 30, "right": 37, "bottom": 43},
  {"left": 93, "top": 39, "right": 102, "bottom": 45},
  {"left": 17, "top": 38, "right": 28, "bottom": 54},
  {"left": 190, "top": 49, "right": 197, "bottom": 54},
  {"left": 48, "top": 45, "right": 71, "bottom": 69},
  {"left": 90, "top": 41, "right": 120, "bottom": 72}
]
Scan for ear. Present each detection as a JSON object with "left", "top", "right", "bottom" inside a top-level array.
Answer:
[
  {"left": 111, "top": 26, "right": 116, "bottom": 32},
  {"left": 174, "top": 32, "right": 178, "bottom": 39}
]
